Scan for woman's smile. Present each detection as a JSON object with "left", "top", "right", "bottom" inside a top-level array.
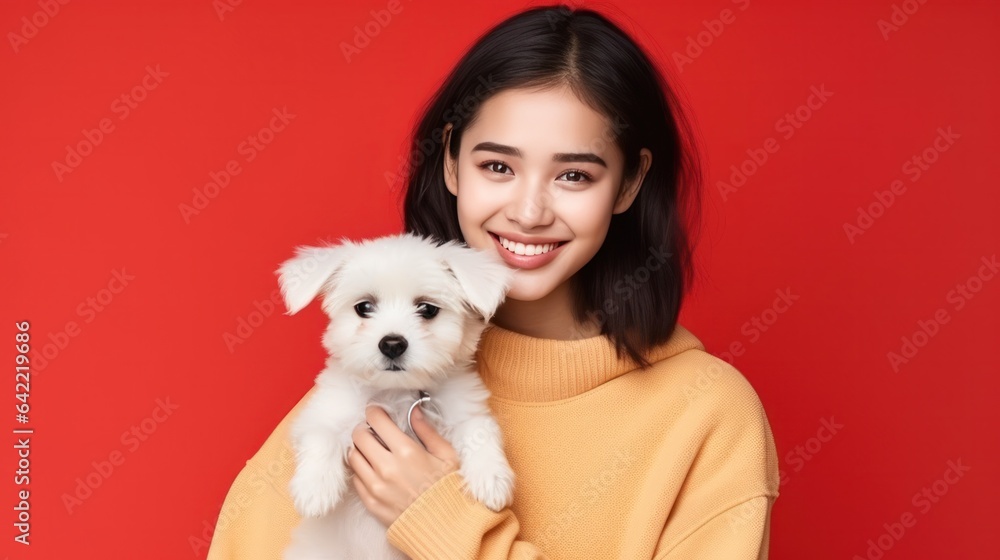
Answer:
[{"left": 488, "top": 231, "right": 568, "bottom": 270}]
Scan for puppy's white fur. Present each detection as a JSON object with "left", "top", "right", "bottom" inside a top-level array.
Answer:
[{"left": 277, "top": 233, "right": 516, "bottom": 560}]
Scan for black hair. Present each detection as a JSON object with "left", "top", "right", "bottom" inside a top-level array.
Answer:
[{"left": 397, "top": 4, "right": 703, "bottom": 368}]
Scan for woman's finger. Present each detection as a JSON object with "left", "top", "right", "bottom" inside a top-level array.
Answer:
[
  {"left": 351, "top": 421, "right": 392, "bottom": 467},
  {"left": 347, "top": 444, "right": 375, "bottom": 486},
  {"left": 364, "top": 405, "right": 414, "bottom": 452},
  {"left": 410, "top": 406, "right": 457, "bottom": 461},
  {"left": 349, "top": 450, "right": 380, "bottom": 511}
]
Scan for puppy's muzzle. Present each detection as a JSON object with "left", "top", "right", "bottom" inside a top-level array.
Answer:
[{"left": 379, "top": 334, "right": 408, "bottom": 370}]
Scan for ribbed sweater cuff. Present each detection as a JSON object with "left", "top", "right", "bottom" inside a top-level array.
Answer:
[{"left": 386, "top": 470, "right": 491, "bottom": 559}]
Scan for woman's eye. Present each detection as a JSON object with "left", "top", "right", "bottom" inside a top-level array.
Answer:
[
  {"left": 354, "top": 302, "right": 375, "bottom": 318},
  {"left": 559, "top": 170, "right": 593, "bottom": 183},
  {"left": 480, "top": 161, "right": 512, "bottom": 175},
  {"left": 417, "top": 302, "right": 440, "bottom": 319}
]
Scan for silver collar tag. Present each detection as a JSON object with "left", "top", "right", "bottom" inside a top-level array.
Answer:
[{"left": 407, "top": 390, "right": 432, "bottom": 450}]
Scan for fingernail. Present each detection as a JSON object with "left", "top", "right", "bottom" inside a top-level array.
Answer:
[{"left": 413, "top": 406, "right": 423, "bottom": 420}]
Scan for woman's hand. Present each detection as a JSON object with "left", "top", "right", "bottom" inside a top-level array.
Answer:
[{"left": 348, "top": 404, "right": 461, "bottom": 527}]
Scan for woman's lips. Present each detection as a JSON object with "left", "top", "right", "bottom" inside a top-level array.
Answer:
[{"left": 489, "top": 233, "right": 566, "bottom": 270}]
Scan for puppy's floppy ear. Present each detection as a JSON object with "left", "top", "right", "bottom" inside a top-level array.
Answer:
[
  {"left": 275, "top": 239, "right": 354, "bottom": 315},
  {"left": 439, "top": 241, "right": 515, "bottom": 323}
]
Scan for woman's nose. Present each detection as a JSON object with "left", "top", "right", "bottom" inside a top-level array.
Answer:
[{"left": 505, "top": 181, "right": 555, "bottom": 228}]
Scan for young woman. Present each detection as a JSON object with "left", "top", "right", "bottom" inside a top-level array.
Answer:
[{"left": 207, "top": 5, "right": 779, "bottom": 559}]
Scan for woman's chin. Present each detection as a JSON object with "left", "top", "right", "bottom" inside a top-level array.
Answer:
[{"left": 504, "top": 279, "right": 559, "bottom": 303}]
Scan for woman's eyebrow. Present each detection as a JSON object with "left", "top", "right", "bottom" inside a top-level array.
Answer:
[{"left": 471, "top": 141, "right": 607, "bottom": 168}]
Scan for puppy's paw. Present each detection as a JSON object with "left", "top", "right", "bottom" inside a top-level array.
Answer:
[
  {"left": 289, "top": 462, "right": 348, "bottom": 518},
  {"left": 460, "top": 456, "right": 515, "bottom": 513}
]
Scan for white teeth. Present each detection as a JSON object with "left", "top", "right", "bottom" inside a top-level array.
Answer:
[{"left": 498, "top": 235, "right": 560, "bottom": 256}]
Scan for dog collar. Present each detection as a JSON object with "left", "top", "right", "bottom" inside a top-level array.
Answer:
[
  {"left": 366, "top": 390, "right": 434, "bottom": 452},
  {"left": 407, "top": 390, "right": 432, "bottom": 449}
]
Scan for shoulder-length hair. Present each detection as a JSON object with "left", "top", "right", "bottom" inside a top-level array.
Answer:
[{"left": 399, "top": 4, "right": 703, "bottom": 368}]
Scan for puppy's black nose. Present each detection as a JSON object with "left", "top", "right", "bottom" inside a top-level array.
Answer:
[{"left": 378, "top": 334, "right": 408, "bottom": 359}]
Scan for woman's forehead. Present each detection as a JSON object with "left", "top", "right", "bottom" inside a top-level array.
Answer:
[{"left": 464, "top": 86, "right": 620, "bottom": 161}]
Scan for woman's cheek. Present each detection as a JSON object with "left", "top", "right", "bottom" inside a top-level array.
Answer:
[{"left": 557, "top": 190, "right": 612, "bottom": 235}]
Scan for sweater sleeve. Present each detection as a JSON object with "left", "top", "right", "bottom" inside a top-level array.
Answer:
[
  {"left": 386, "top": 470, "right": 550, "bottom": 559},
  {"left": 205, "top": 388, "right": 314, "bottom": 560},
  {"left": 204, "top": 455, "right": 300, "bottom": 560},
  {"left": 653, "top": 495, "right": 775, "bottom": 560},
  {"left": 650, "top": 356, "right": 781, "bottom": 559},
  {"left": 387, "top": 471, "right": 775, "bottom": 560}
]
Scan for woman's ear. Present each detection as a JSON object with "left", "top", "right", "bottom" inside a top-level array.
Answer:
[
  {"left": 443, "top": 123, "right": 459, "bottom": 197},
  {"left": 613, "top": 148, "right": 652, "bottom": 214}
]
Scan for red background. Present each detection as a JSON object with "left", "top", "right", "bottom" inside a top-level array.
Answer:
[{"left": 2, "top": 0, "right": 997, "bottom": 558}]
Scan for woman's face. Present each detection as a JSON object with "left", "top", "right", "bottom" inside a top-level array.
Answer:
[{"left": 444, "top": 84, "right": 651, "bottom": 302}]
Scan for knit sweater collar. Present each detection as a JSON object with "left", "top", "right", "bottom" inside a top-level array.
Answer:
[{"left": 475, "top": 322, "right": 705, "bottom": 403}]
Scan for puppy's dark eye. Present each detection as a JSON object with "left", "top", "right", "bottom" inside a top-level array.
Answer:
[
  {"left": 354, "top": 302, "right": 375, "bottom": 318},
  {"left": 417, "top": 302, "right": 439, "bottom": 320}
]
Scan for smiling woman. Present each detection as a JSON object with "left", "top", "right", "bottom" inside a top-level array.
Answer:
[
  {"left": 404, "top": 9, "right": 703, "bottom": 354},
  {"left": 442, "top": 85, "right": 652, "bottom": 315},
  {"left": 206, "top": 5, "right": 779, "bottom": 560}
]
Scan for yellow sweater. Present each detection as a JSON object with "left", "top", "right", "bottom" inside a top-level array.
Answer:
[{"left": 205, "top": 323, "right": 780, "bottom": 559}]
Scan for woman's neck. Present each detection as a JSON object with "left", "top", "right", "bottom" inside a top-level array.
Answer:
[{"left": 490, "top": 279, "right": 601, "bottom": 341}]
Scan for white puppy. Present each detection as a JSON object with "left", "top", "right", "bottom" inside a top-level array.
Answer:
[{"left": 276, "top": 232, "right": 516, "bottom": 560}]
